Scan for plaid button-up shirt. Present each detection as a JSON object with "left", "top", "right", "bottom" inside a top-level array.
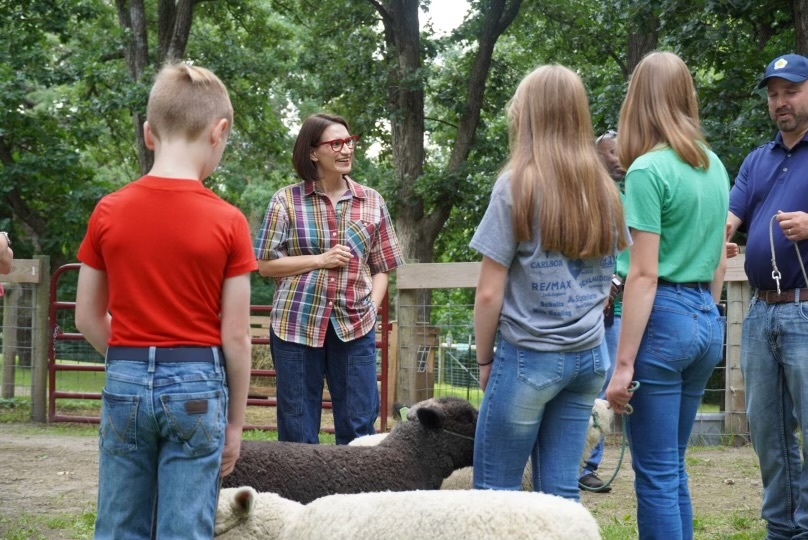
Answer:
[{"left": 255, "top": 177, "right": 405, "bottom": 347}]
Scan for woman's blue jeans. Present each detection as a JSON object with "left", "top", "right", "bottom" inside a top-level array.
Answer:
[
  {"left": 626, "top": 284, "right": 724, "bottom": 540},
  {"left": 741, "top": 295, "right": 808, "bottom": 540},
  {"left": 94, "top": 349, "right": 227, "bottom": 540},
  {"left": 473, "top": 336, "right": 607, "bottom": 500},
  {"left": 271, "top": 321, "right": 378, "bottom": 445}
]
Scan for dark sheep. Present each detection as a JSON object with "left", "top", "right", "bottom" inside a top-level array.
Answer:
[{"left": 222, "top": 396, "right": 478, "bottom": 504}]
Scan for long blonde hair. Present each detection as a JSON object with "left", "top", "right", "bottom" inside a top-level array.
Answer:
[
  {"left": 617, "top": 51, "right": 709, "bottom": 170},
  {"left": 506, "top": 65, "right": 627, "bottom": 258}
]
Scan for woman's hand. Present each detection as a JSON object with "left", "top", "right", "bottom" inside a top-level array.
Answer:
[{"left": 319, "top": 244, "right": 353, "bottom": 268}]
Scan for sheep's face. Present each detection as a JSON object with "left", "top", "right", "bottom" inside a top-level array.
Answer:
[
  {"left": 215, "top": 487, "right": 290, "bottom": 539},
  {"left": 408, "top": 396, "right": 477, "bottom": 469},
  {"left": 589, "top": 399, "right": 614, "bottom": 437},
  {"left": 407, "top": 397, "right": 477, "bottom": 436},
  {"left": 215, "top": 487, "right": 256, "bottom": 537}
]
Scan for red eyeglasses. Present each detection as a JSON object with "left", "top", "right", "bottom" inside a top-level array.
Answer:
[{"left": 314, "top": 135, "right": 360, "bottom": 152}]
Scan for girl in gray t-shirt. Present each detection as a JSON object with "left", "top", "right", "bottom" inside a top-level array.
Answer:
[{"left": 470, "top": 64, "right": 627, "bottom": 501}]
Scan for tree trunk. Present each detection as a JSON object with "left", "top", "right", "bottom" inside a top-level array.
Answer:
[
  {"left": 116, "top": 0, "right": 194, "bottom": 175},
  {"left": 369, "top": 0, "right": 523, "bottom": 266},
  {"left": 626, "top": 3, "right": 658, "bottom": 76},
  {"left": 367, "top": 0, "right": 522, "bottom": 322},
  {"left": 115, "top": 0, "right": 152, "bottom": 174},
  {"left": 795, "top": 0, "right": 808, "bottom": 55}
]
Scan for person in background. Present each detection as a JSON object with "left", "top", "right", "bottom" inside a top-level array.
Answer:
[
  {"left": 579, "top": 129, "right": 628, "bottom": 493},
  {"left": 75, "top": 63, "right": 255, "bottom": 539},
  {"left": 0, "top": 230, "right": 12, "bottom": 297},
  {"left": 725, "top": 53, "right": 808, "bottom": 540},
  {"left": 605, "top": 51, "right": 729, "bottom": 540},
  {"left": 471, "top": 64, "right": 628, "bottom": 500},
  {"left": 254, "top": 113, "right": 405, "bottom": 445},
  {"left": 0, "top": 231, "right": 12, "bottom": 276}
]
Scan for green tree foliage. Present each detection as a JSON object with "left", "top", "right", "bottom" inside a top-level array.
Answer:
[
  {"left": 2, "top": 0, "right": 804, "bottom": 272},
  {"left": 0, "top": 0, "right": 108, "bottom": 266}
]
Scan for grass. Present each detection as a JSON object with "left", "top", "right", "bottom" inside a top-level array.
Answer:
[
  {"left": 0, "top": 509, "right": 96, "bottom": 540},
  {"left": 434, "top": 382, "right": 483, "bottom": 408}
]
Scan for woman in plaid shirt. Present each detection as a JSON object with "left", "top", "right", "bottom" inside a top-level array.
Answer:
[{"left": 255, "top": 113, "right": 405, "bottom": 444}]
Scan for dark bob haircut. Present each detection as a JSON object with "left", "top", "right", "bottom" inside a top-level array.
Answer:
[{"left": 292, "top": 113, "right": 350, "bottom": 182}]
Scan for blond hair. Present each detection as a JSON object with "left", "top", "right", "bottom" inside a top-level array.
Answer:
[
  {"left": 617, "top": 51, "right": 708, "bottom": 170},
  {"left": 506, "top": 65, "right": 627, "bottom": 258},
  {"left": 146, "top": 63, "right": 233, "bottom": 142}
]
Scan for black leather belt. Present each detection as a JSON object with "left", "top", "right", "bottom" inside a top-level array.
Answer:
[
  {"left": 106, "top": 346, "right": 221, "bottom": 363},
  {"left": 658, "top": 278, "right": 710, "bottom": 289},
  {"left": 755, "top": 288, "right": 808, "bottom": 304}
]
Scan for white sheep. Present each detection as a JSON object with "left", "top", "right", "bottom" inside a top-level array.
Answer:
[
  {"left": 345, "top": 432, "right": 389, "bottom": 446},
  {"left": 215, "top": 486, "right": 602, "bottom": 540}
]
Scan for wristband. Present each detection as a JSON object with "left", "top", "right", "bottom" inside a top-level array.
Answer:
[{"left": 477, "top": 358, "right": 494, "bottom": 366}]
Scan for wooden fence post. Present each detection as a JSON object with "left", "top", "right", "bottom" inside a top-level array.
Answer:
[
  {"left": 724, "top": 254, "right": 751, "bottom": 445},
  {"left": 31, "top": 255, "right": 50, "bottom": 422}
]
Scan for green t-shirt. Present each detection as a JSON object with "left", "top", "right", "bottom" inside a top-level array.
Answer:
[
  {"left": 614, "top": 191, "right": 629, "bottom": 317},
  {"left": 623, "top": 146, "right": 729, "bottom": 283}
]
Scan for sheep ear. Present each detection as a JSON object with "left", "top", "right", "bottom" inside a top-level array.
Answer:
[
  {"left": 233, "top": 487, "right": 256, "bottom": 516},
  {"left": 416, "top": 406, "right": 446, "bottom": 430}
]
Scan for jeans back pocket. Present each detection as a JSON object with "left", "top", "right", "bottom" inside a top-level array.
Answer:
[{"left": 100, "top": 390, "right": 140, "bottom": 455}]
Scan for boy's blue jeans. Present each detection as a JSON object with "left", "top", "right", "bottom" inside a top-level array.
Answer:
[
  {"left": 94, "top": 347, "right": 227, "bottom": 540},
  {"left": 626, "top": 284, "right": 724, "bottom": 540},
  {"left": 741, "top": 295, "right": 808, "bottom": 540},
  {"left": 473, "top": 336, "right": 607, "bottom": 501},
  {"left": 271, "top": 321, "right": 379, "bottom": 445}
]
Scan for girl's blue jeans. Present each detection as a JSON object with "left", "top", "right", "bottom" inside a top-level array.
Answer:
[
  {"left": 473, "top": 336, "right": 607, "bottom": 500},
  {"left": 626, "top": 284, "right": 724, "bottom": 540}
]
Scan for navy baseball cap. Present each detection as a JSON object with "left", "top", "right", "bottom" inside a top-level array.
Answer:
[{"left": 757, "top": 54, "right": 808, "bottom": 89}]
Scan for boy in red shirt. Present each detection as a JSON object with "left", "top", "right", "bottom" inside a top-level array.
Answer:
[{"left": 76, "top": 63, "right": 256, "bottom": 539}]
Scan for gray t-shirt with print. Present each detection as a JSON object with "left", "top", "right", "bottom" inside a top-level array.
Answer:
[{"left": 470, "top": 174, "right": 616, "bottom": 352}]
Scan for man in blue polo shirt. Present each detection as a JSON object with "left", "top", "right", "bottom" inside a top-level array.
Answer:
[{"left": 726, "top": 53, "right": 808, "bottom": 540}]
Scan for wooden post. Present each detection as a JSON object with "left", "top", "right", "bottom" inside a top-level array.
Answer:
[
  {"left": 724, "top": 254, "right": 750, "bottom": 445},
  {"left": 31, "top": 255, "right": 49, "bottom": 422},
  {"left": 396, "top": 289, "right": 419, "bottom": 406}
]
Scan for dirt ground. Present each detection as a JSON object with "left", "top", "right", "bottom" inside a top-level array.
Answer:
[{"left": 0, "top": 423, "right": 765, "bottom": 539}]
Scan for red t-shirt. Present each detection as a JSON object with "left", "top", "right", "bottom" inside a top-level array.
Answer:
[{"left": 78, "top": 176, "right": 258, "bottom": 347}]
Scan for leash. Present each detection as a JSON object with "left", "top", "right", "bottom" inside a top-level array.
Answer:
[
  {"left": 769, "top": 214, "right": 808, "bottom": 294},
  {"left": 580, "top": 381, "right": 640, "bottom": 493}
]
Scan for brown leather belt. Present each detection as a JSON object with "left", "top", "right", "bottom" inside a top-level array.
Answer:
[{"left": 755, "top": 289, "right": 808, "bottom": 304}]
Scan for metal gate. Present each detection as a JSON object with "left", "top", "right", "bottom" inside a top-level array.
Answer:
[{"left": 48, "top": 263, "right": 390, "bottom": 432}]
